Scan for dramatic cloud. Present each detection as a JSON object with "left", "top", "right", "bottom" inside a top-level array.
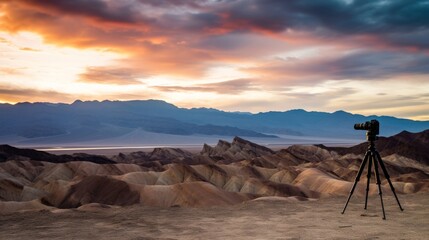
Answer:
[
  {"left": 219, "top": 0, "right": 429, "bottom": 49},
  {"left": 0, "top": 0, "right": 428, "bottom": 119},
  {"left": 18, "top": 0, "right": 152, "bottom": 24},
  {"left": 245, "top": 50, "right": 429, "bottom": 83}
]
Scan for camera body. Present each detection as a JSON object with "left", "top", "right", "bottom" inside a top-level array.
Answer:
[{"left": 354, "top": 119, "right": 379, "bottom": 141}]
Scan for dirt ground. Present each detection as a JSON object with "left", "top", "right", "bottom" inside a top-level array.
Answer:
[{"left": 0, "top": 193, "right": 428, "bottom": 240}]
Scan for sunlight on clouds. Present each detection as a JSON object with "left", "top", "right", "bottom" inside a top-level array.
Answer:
[
  {"left": 141, "top": 65, "right": 252, "bottom": 88},
  {"left": 160, "top": 91, "right": 222, "bottom": 108},
  {"left": 413, "top": 115, "right": 429, "bottom": 121},
  {"left": 72, "top": 83, "right": 156, "bottom": 101},
  {"left": 205, "top": 65, "right": 253, "bottom": 82},
  {"left": 1, "top": 30, "right": 427, "bottom": 121},
  {"left": 276, "top": 47, "right": 323, "bottom": 60},
  {"left": 143, "top": 76, "right": 197, "bottom": 87},
  {"left": 285, "top": 85, "right": 331, "bottom": 95},
  {"left": 0, "top": 0, "right": 428, "bottom": 121},
  {"left": 320, "top": 79, "right": 429, "bottom": 119},
  {"left": 0, "top": 32, "right": 124, "bottom": 99}
]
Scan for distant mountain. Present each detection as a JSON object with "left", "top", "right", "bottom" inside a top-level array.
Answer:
[
  {"left": 323, "top": 130, "right": 429, "bottom": 165},
  {"left": 0, "top": 100, "right": 428, "bottom": 146}
]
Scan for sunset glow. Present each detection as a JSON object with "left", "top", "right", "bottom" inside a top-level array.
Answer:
[{"left": 1, "top": 0, "right": 428, "bottom": 120}]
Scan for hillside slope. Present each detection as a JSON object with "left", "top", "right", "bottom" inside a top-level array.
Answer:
[{"left": 0, "top": 131, "right": 427, "bottom": 212}]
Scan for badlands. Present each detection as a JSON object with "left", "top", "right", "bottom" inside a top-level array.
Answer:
[{"left": 0, "top": 130, "right": 428, "bottom": 239}]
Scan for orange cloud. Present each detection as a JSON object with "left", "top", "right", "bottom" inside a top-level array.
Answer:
[
  {"left": 0, "top": 67, "right": 24, "bottom": 75},
  {"left": 2, "top": 0, "right": 425, "bottom": 84},
  {"left": 0, "top": 1, "right": 218, "bottom": 78},
  {"left": 0, "top": 84, "right": 75, "bottom": 103},
  {"left": 1, "top": 0, "right": 428, "bottom": 122},
  {"left": 78, "top": 66, "right": 144, "bottom": 85}
]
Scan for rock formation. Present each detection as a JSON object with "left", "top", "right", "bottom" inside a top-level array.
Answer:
[{"left": 0, "top": 130, "right": 427, "bottom": 213}]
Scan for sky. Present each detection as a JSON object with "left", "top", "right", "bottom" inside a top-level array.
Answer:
[{"left": 0, "top": 0, "right": 428, "bottom": 120}]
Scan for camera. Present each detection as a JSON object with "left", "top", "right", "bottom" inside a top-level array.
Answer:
[{"left": 354, "top": 119, "right": 379, "bottom": 138}]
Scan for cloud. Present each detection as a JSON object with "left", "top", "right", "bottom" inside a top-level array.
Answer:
[
  {"left": 0, "top": 1, "right": 221, "bottom": 77},
  {"left": 0, "top": 83, "right": 154, "bottom": 103},
  {"left": 136, "top": 0, "right": 208, "bottom": 8},
  {"left": 244, "top": 50, "right": 429, "bottom": 84},
  {"left": 218, "top": 0, "right": 429, "bottom": 49},
  {"left": 326, "top": 51, "right": 429, "bottom": 79},
  {"left": 78, "top": 66, "right": 144, "bottom": 85},
  {"left": 336, "top": 92, "right": 429, "bottom": 119},
  {"left": 0, "top": 67, "right": 24, "bottom": 75},
  {"left": 0, "top": 85, "right": 75, "bottom": 103},
  {"left": 1, "top": 0, "right": 428, "bottom": 82},
  {"left": 18, "top": 0, "right": 153, "bottom": 24},
  {"left": 20, "top": 47, "right": 39, "bottom": 51},
  {"left": 0, "top": 0, "right": 428, "bottom": 110},
  {"left": 2, "top": 0, "right": 428, "bottom": 48},
  {"left": 0, "top": 37, "right": 9, "bottom": 43},
  {"left": 154, "top": 79, "right": 257, "bottom": 94},
  {"left": 384, "top": 29, "right": 429, "bottom": 50}
]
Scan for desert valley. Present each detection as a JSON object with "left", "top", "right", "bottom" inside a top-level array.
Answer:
[
  {"left": 2, "top": 0, "right": 429, "bottom": 239},
  {"left": 1, "top": 130, "right": 428, "bottom": 239}
]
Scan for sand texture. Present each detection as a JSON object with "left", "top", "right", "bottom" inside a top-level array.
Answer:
[{"left": 0, "top": 193, "right": 428, "bottom": 240}]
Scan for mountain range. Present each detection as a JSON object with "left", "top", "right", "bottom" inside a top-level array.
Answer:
[{"left": 0, "top": 100, "right": 428, "bottom": 147}]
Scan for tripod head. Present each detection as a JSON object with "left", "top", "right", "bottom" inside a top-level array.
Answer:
[{"left": 354, "top": 119, "right": 379, "bottom": 142}]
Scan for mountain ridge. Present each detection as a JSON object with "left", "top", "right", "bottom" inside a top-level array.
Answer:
[
  {"left": 321, "top": 129, "right": 429, "bottom": 165},
  {"left": 1, "top": 99, "right": 428, "bottom": 146}
]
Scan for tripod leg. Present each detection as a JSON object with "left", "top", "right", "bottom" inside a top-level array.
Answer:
[
  {"left": 342, "top": 151, "right": 370, "bottom": 214},
  {"left": 364, "top": 154, "right": 373, "bottom": 210},
  {"left": 374, "top": 151, "right": 404, "bottom": 211},
  {"left": 373, "top": 154, "right": 386, "bottom": 220}
]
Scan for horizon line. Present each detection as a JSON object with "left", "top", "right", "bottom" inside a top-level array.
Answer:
[{"left": 1, "top": 98, "right": 426, "bottom": 122}]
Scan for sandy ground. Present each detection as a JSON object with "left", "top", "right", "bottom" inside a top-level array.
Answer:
[{"left": 0, "top": 193, "right": 427, "bottom": 240}]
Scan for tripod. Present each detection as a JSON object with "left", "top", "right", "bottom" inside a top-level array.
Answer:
[{"left": 341, "top": 134, "right": 403, "bottom": 220}]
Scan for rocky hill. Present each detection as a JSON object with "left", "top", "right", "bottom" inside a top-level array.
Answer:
[
  {"left": 0, "top": 145, "right": 114, "bottom": 164},
  {"left": 323, "top": 130, "right": 429, "bottom": 165},
  {"left": 0, "top": 131, "right": 427, "bottom": 213}
]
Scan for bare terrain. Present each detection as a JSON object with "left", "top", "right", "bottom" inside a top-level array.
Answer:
[
  {"left": 0, "top": 193, "right": 428, "bottom": 239},
  {"left": 0, "top": 130, "right": 428, "bottom": 239}
]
